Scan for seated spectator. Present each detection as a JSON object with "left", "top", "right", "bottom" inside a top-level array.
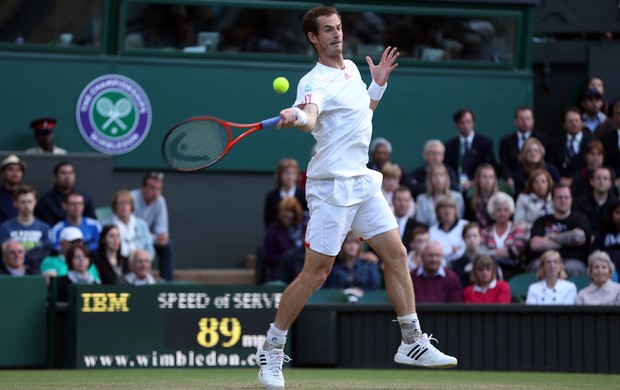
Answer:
[
  {"left": 512, "top": 137, "right": 560, "bottom": 198},
  {"left": 367, "top": 137, "right": 405, "bottom": 182},
  {"left": 571, "top": 140, "right": 606, "bottom": 196},
  {"left": 410, "top": 240, "right": 463, "bottom": 303},
  {"left": 25, "top": 117, "right": 67, "bottom": 155},
  {"left": 587, "top": 76, "right": 613, "bottom": 117},
  {"left": 0, "top": 155, "right": 27, "bottom": 224},
  {"left": 429, "top": 195, "right": 468, "bottom": 264},
  {"left": 92, "top": 224, "right": 129, "bottom": 285},
  {"left": 572, "top": 166, "right": 617, "bottom": 234},
  {"left": 443, "top": 108, "right": 497, "bottom": 192},
  {"left": 0, "top": 185, "right": 52, "bottom": 268},
  {"left": 275, "top": 246, "right": 305, "bottom": 285},
  {"left": 548, "top": 107, "right": 593, "bottom": 185},
  {"left": 415, "top": 163, "right": 464, "bottom": 227},
  {"left": 404, "top": 139, "right": 459, "bottom": 198},
  {"left": 406, "top": 226, "right": 429, "bottom": 272},
  {"left": 528, "top": 184, "right": 592, "bottom": 277},
  {"left": 50, "top": 192, "right": 101, "bottom": 252},
  {"left": 391, "top": 186, "right": 421, "bottom": 247},
  {"left": 0, "top": 240, "right": 40, "bottom": 276},
  {"left": 104, "top": 190, "right": 155, "bottom": 259},
  {"left": 39, "top": 226, "right": 100, "bottom": 281},
  {"left": 56, "top": 242, "right": 99, "bottom": 301},
  {"left": 325, "top": 230, "right": 381, "bottom": 302},
  {"left": 124, "top": 249, "right": 163, "bottom": 285},
  {"left": 526, "top": 250, "right": 577, "bottom": 305},
  {"left": 451, "top": 222, "right": 489, "bottom": 286},
  {"left": 131, "top": 171, "right": 175, "bottom": 281},
  {"left": 576, "top": 251, "right": 620, "bottom": 305},
  {"left": 481, "top": 192, "right": 528, "bottom": 280},
  {"left": 580, "top": 88, "right": 607, "bottom": 135},
  {"left": 263, "top": 158, "right": 307, "bottom": 227},
  {"left": 600, "top": 101, "right": 620, "bottom": 185},
  {"left": 463, "top": 254, "right": 511, "bottom": 304},
  {"left": 382, "top": 164, "right": 415, "bottom": 218},
  {"left": 35, "top": 161, "right": 96, "bottom": 226},
  {"left": 499, "top": 106, "right": 549, "bottom": 190},
  {"left": 513, "top": 169, "right": 554, "bottom": 231},
  {"left": 592, "top": 200, "right": 620, "bottom": 271},
  {"left": 262, "top": 197, "right": 305, "bottom": 282},
  {"left": 464, "top": 164, "right": 498, "bottom": 229}
]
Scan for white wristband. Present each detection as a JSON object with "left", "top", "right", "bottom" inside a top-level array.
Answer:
[
  {"left": 368, "top": 80, "right": 387, "bottom": 101},
  {"left": 292, "top": 107, "right": 308, "bottom": 126}
]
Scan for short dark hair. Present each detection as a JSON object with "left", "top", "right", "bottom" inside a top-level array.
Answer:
[
  {"left": 562, "top": 106, "right": 582, "bottom": 122},
  {"left": 514, "top": 106, "right": 533, "bottom": 118},
  {"left": 13, "top": 184, "right": 36, "bottom": 201},
  {"left": 453, "top": 108, "right": 474, "bottom": 123},
  {"left": 142, "top": 171, "right": 164, "bottom": 186},
  {"left": 302, "top": 6, "right": 341, "bottom": 47},
  {"left": 552, "top": 183, "right": 571, "bottom": 198},
  {"left": 54, "top": 161, "right": 73, "bottom": 176}
]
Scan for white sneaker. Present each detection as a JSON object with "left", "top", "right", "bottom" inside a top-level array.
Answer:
[
  {"left": 256, "top": 344, "right": 291, "bottom": 389},
  {"left": 394, "top": 333, "right": 457, "bottom": 368}
]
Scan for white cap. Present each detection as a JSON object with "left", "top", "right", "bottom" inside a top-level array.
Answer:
[{"left": 59, "top": 226, "right": 83, "bottom": 242}]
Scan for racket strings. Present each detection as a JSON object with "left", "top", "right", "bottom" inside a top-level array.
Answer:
[{"left": 163, "top": 119, "right": 229, "bottom": 171}]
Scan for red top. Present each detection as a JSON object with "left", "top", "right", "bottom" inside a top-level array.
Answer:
[{"left": 463, "top": 280, "right": 511, "bottom": 304}]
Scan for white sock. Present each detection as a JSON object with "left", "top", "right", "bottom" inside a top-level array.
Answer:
[
  {"left": 397, "top": 313, "right": 421, "bottom": 344},
  {"left": 265, "top": 323, "right": 288, "bottom": 349}
]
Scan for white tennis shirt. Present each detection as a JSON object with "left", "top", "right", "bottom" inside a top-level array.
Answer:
[{"left": 294, "top": 60, "right": 381, "bottom": 206}]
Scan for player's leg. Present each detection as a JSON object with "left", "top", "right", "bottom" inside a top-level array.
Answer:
[
  {"left": 257, "top": 197, "right": 353, "bottom": 390},
  {"left": 256, "top": 249, "right": 334, "bottom": 390},
  {"left": 357, "top": 193, "right": 457, "bottom": 369},
  {"left": 365, "top": 228, "right": 414, "bottom": 316},
  {"left": 274, "top": 248, "right": 335, "bottom": 329}
]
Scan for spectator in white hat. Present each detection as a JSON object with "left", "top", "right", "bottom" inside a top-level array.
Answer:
[{"left": 39, "top": 226, "right": 100, "bottom": 282}]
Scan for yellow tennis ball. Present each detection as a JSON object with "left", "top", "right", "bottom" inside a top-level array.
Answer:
[{"left": 273, "top": 77, "right": 289, "bottom": 94}]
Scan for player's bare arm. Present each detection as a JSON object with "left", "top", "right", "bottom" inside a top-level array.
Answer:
[
  {"left": 366, "top": 46, "right": 400, "bottom": 110},
  {"left": 277, "top": 104, "right": 318, "bottom": 132}
]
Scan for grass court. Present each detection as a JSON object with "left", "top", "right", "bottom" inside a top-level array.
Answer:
[{"left": 3, "top": 368, "right": 620, "bottom": 389}]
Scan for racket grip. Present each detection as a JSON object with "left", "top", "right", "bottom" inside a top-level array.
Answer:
[{"left": 260, "top": 116, "right": 281, "bottom": 129}]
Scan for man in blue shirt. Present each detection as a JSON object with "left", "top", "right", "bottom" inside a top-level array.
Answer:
[
  {"left": 50, "top": 192, "right": 101, "bottom": 252},
  {"left": 0, "top": 184, "right": 51, "bottom": 268}
]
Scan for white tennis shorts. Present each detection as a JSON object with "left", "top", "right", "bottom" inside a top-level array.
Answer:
[{"left": 304, "top": 189, "right": 398, "bottom": 256}]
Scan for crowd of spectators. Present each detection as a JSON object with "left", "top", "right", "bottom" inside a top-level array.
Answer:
[
  {"left": 4, "top": 78, "right": 620, "bottom": 307},
  {"left": 0, "top": 133, "right": 173, "bottom": 297},
  {"left": 262, "top": 78, "right": 620, "bottom": 305}
]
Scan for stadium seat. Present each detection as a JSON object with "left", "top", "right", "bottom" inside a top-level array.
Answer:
[
  {"left": 95, "top": 206, "right": 113, "bottom": 221},
  {"left": 263, "top": 280, "right": 288, "bottom": 287},
  {"left": 307, "top": 288, "right": 349, "bottom": 303},
  {"left": 508, "top": 272, "right": 537, "bottom": 302},
  {"left": 568, "top": 274, "right": 591, "bottom": 291},
  {"left": 357, "top": 289, "right": 390, "bottom": 303}
]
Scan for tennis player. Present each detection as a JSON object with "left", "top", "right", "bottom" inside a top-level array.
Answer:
[{"left": 256, "top": 6, "right": 457, "bottom": 389}]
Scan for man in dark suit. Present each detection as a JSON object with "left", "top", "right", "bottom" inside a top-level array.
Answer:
[
  {"left": 600, "top": 101, "right": 620, "bottom": 186},
  {"left": 443, "top": 108, "right": 496, "bottom": 192},
  {"left": 499, "top": 106, "right": 548, "bottom": 189},
  {"left": 548, "top": 107, "right": 594, "bottom": 185}
]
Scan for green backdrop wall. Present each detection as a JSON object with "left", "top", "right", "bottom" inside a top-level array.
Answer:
[{"left": 0, "top": 52, "right": 532, "bottom": 172}]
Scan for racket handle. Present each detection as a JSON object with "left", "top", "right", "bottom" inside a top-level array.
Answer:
[{"left": 260, "top": 116, "right": 281, "bottom": 129}]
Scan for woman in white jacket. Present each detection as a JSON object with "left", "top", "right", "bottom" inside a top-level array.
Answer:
[{"left": 526, "top": 249, "right": 577, "bottom": 305}]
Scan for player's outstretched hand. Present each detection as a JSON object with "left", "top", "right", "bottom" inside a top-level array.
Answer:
[{"left": 366, "top": 46, "right": 399, "bottom": 86}]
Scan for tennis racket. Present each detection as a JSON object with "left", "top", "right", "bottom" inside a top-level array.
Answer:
[{"left": 162, "top": 116, "right": 281, "bottom": 172}]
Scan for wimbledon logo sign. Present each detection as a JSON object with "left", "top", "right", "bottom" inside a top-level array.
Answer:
[{"left": 76, "top": 74, "right": 152, "bottom": 155}]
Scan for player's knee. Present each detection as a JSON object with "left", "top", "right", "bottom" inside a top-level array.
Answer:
[{"left": 298, "top": 263, "right": 332, "bottom": 289}]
